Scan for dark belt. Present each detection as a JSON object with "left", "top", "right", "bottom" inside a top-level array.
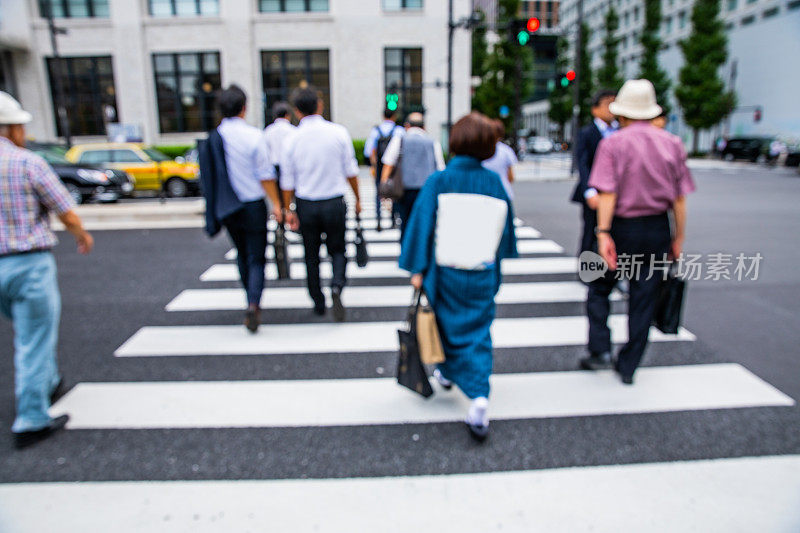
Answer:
[{"left": 0, "top": 248, "right": 51, "bottom": 259}]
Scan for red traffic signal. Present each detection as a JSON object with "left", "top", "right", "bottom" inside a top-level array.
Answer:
[
  {"left": 566, "top": 70, "right": 576, "bottom": 82},
  {"left": 754, "top": 108, "right": 762, "bottom": 122},
  {"left": 526, "top": 17, "right": 541, "bottom": 32}
]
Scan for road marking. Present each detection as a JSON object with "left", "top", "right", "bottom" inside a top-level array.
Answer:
[
  {"left": 114, "top": 315, "right": 694, "bottom": 357},
  {"left": 166, "top": 282, "right": 619, "bottom": 311},
  {"left": 50, "top": 364, "right": 791, "bottom": 429},
  {"left": 200, "top": 257, "right": 578, "bottom": 282},
  {"left": 4, "top": 456, "right": 797, "bottom": 531}
]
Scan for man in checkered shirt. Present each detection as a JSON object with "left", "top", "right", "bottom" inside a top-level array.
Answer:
[{"left": 0, "top": 91, "right": 94, "bottom": 449}]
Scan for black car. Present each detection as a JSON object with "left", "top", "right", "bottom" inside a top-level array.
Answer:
[
  {"left": 30, "top": 146, "right": 135, "bottom": 204},
  {"left": 720, "top": 137, "right": 769, "bottom": 163}
]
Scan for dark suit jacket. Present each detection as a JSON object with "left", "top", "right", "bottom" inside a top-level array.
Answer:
[
  {"left": 570, "top": 122, "right": 603, "bottom": 204},
  {"left": 198, "top": 128, "right": 244, "bottom": 237}
]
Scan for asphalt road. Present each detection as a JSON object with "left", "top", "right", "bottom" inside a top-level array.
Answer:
[{"left": 0, "top": 164, "right": 798, "bottom": 530}]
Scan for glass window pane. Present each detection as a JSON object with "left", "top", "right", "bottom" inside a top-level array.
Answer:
[
  {"left": 200, "top": 0, "right": 218, "bottom": 15},
  {"left": 406, "top": 49, "right": 422, "bottom": 68},
  {"left": 178, "top": 53, "right": 199, "bottom": 72},
  {"left": 309, "top": 0, "right": 328, "bottom": 11},
  {"left": 385, "top": 49, "right": 402, "bottom": 68},
  {"left": 150, "top": 0, "right": 174, "bottom": 17},
  {"left": 285, "top": 51, "right": 306, "bottom": 70},
  {"left": 310, "top": 50, "right": 328, "bottom": 69},
  {"left": 202, "top": 53, "right": 219, "bottom": 72},
  {"left": 66, "top": 0, "right": 90, "bottom": 17},
  {"left": 405, "top": 0, "right": 423, "bottom": 8},
  {"left": 285, "top": 0, "right": 305, "bottom": 12},
  {"left": 384, "top": 0, "right": 402, "bottom": 10},
  {"left": 260, "top": 0, "right": 281, "bottom": 11},
  {"left": 154, "top": 55, "right": 174, "bottom": 73},
  {"left": 261, "top": 49, "right": 331, "bottom": 122},
  {"left": 175, "top": 0, "right": 198, "bottom": 16},
  {"left": 114, "top": 150, "right": 145, "bottom": 163},
  {"left": 92, "top": 0, "right": 110, "bottom": 16},
  {"left": 40, "top": 0, "right": 66, "bottom": 18}
]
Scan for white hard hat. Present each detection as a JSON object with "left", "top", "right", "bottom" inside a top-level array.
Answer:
[
  {"left": 0, "top": 91, "right": 33, "bottom": 125},
  {"left": 608, "top": 79, "right": 662, "bottom": 121}
]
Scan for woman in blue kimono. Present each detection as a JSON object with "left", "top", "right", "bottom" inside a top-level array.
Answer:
[{"left": 399, "top": 112, "right": 518, "bottom": 442}]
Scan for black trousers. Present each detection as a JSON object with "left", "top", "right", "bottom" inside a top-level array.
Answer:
[
  {"left": 587, "top": 213, "right": 672, "bottom": 376},
  {"left": 580, "top": 203, "right": 598, "bottom": 255},
  {"left": 223, "top": 200, "right": 268, "bottom": 307},
  {"left": 296, "top": 196, "right": 348, "bottom": 306},
  {"left": 397, "top": 188, "right": 420, "bottom": 242}
]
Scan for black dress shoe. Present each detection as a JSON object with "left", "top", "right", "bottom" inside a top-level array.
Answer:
[
  {"left": 313, "top": 304, "right": 326, "bottom": 316},
  {"left": 244, "top": 307, "right": 260, "bottom": 334},
  {"left": 579, "top": 351, "right": 613, "bottom": 370},
  {"left": 618, "top": 372, "right": 634, "bottom": 385},
  {"left": 466, "top": 422, "right": 489, "bottom": 443},
  {"left": 14, "top": 415, "right": 69, "bottom": 449},
  {"left": 331, "top": 287, "right": 346, "bottom": 322}
]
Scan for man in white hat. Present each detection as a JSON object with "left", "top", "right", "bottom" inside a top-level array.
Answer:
[
  {"left": 0, "top": 91, "right": 94, "bottom": 448},
  {"left": 587, "top": 79, "right": 695, "bottom": 385}
]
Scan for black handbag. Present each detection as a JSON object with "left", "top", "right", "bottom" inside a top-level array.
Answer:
[
  {"left": 653, "top": 267, "right": 686, "bottom": 334},
  {"left": 273, "top": 223, "right": 290, "bottom": 280},
  {"left": 396, "top": 289, "right": 434, "bottom": 398},
  {"left": 378, "top": 138, "right": 404, "bottom": 201},
  {"left": 354, "top": 215, "right": 369, "bottom": 268}
]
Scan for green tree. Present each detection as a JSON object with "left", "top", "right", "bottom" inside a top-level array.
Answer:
[
  {"left": 675, "top": 0, "right": 736, "bottom": 152},
  {"left": 638, "top": 0, "right": 672, "bottom": 114},
  {"left": 577, "top": 22, "right": 594, "bottom": 125},
  {"left": 597, "top": 5, "right": 624, "bottom": 92},
  {"left": 472, "top": 0, "right": 533, "bottom": 135},
  {"left": 548, "top": 36, "right": 572, "bottom": 140},
  {"left": 471, "top": 10, "right": 489, "bottom": 78}
]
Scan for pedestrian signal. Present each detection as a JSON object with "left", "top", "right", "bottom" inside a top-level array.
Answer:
[
  {"left": 386, "top": 93, "right": 399, "bottom": 112},
  {"left": 526, "top": 17, "right": 540, "bottom": 32},
  {"left": 517, "top": 30, "right": 530, "bottom": 45},
  {"left": 566, "top": 70, "right": 576, "bottom": 82}
]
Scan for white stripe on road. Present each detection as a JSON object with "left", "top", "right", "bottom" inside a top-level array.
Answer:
[
  {"left": 269, "top": 218, "right": 393, "bottom": 231},
  {"left": 4, "top": 456, "right": 796, "bottom": 532},
  {"left": 166, "top": 282, "right": 619, "bottom": 311},
  {"left": 50, "top": 364, "right": 791, "bottom": 429},
  {"left": 201, "top": 257, "right": 578, "bottom": 282},
  {"left": 114, "top": 315, "right": 694, "bottom": 357}
]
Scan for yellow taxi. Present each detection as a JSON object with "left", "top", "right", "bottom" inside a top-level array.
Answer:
[{"left": 65, "top": 143, "right": 200, "bottom": 197}]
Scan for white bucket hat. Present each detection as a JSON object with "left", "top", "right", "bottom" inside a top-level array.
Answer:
[
  {"left": 608, "top": 79, "right": 662, "bottom": 120},
  {"left": 0, "top": 91, "right": 33, "bottom": 125}
]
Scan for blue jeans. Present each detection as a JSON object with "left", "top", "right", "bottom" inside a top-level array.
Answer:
[{"left": 0, "top": 252, "right": 62, "bottom": 433}]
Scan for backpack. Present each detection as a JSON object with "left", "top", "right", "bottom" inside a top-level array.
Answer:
[{"left": 374, "top": 126, "right": 396, "bottom": 180}]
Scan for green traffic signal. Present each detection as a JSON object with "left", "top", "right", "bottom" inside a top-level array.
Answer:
[
  {"left": 560, "top": 77, "right": 569, "bottom": 87},
  {"left": 517, "top": 30, "right": 530, "bottom": 46},
  {"left": 386, "top": 93, "right": 399, "bottom": 111}
]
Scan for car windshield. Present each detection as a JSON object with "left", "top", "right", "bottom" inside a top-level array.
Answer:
[
  {"left": 32, "top": 149, "right": 70, "bottom": 165},
  {"left": 142, "top": 148, "right": 171, "bottom": 162}
]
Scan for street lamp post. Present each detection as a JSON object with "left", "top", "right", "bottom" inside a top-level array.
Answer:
[{"left": 44, "top": 2, "right": 72, "bottom": 148}]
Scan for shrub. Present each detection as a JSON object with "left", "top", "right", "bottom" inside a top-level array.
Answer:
[
  {"left": 353, "top": 139, "right": 367, "bottom": 166},
  {"left": 153, "top": 144, "right": 193, "bottom": 159}
]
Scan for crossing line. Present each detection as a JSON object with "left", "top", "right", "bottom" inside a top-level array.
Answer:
[
  {"left": 49, "top": 364, "right": 792, "bottom": 429},
  {"left": 114, "top": 315, "right": 695, "bottom": 357},
  {"left": 200, "top": 257, "right": 578, "bottom": 282},
  {"left": 166, "top": 282, "right": 621, "bottom": 311}
]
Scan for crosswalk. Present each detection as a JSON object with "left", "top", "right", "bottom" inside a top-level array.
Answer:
[{"left": 6, "top": 184, "right": 796, "bottom": 530}]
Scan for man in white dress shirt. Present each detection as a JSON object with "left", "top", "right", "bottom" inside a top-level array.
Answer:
[
  {"left": 280, "top": 86, "right": 362, "bottom": 322},
  {"left": 263, "top": 102, "right": 295, "bottom": 189}
]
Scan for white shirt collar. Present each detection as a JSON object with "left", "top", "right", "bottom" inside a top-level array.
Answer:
[{"left": 299, "top": 114, "right": 324, "bottom": 127}]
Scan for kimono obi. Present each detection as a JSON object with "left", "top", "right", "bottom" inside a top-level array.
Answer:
[{"left": 435, "top": 193, "right": 508, "bottom": 270}]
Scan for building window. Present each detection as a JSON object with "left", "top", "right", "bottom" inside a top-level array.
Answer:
[
  {"left": 261, "top": 50, "right": 331, "bottom": 122},
  {"left": 149, "top": 0, "right": 219, "bottom": 16},
  {"left": 678, "top": 10, "right": 687, "bottom": 28},
  {"left": 789, "top": 0, "right": 800, "bottom": 10},
  {"left": 664, "top": 16, "right": 673, "bottom": 33},
  {"left": 746, "top": 0, "right": 757, "bottom": 4},
  {"left": 741, "top": 14, "right": 756, "bottom": 23},
  {"left": 727, "top": 0, "right": 737, "bottom": 10},
  {"left": 258, "top": 0, "right": 329, "bottom": 12},
  {"left": 0, "top": 52, "right": 17, "bottom": 98},
  {"left": 39, "top": 0, "right": 109, "bottom": 18},
  {"left": 384, "top": 48, "right": 423, "bottom": 116},
  {"left": 45, "top": 56, "right": 117, "bottom": 136},
  {"left": 383, "top": 0, "right": 423, "bottom": 9},
  {"left": 152, "top": 52, "right": 221, "bottom": 134},
  {"left": 762, "top": 6, "right": 779, "bottom": 17}
]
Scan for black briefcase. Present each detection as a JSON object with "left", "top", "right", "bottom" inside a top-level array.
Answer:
[
  {"left": 653, "top": 270, "right": 686, "bottom": 334},
  {"left": 396, "top": 293, "right": 434, "bottom": 398},
  {"left": 273, "top": 223, "right": 290, "bottom": 280},
  {"left": 354, "top": 216, "right": 369, "bottom": 268}
]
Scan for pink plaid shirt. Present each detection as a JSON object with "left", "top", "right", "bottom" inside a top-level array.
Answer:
[
  {"left": 0, "top": 137, "right": 75, "bottom": 255},
  {"left": 588, "top": 121, "right": 696, "bottom": 218}
]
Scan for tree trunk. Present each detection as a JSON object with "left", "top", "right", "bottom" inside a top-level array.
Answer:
[{"left": 692, "top": 128, "right": 699, "bottom": 154}]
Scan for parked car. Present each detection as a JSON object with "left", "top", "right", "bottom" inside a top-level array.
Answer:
[
  {"left": 527, "top": 136, "right": 555, "bottom": 154},
  {"left": 784, "top": 148, "right": 800, "bottom": 167},
  {"left": 720, "top": 137, "right": 769, "bottom": 163},
  {"left": 28, "top": 145, "right": 134, "bottom": 205},
  {"left": 64, "top": 143, "right": 200, "bottom": 197}
]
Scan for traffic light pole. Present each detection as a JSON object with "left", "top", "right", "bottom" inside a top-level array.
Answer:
[
  {"left": 512, "top": 54, "right": 522, "bottom": 156},
  {"left": 570, "top": 0, "right": 584, "bottom": 173},
  {"left": 45, "top": 2, "right": 72, "bottom": 148}
]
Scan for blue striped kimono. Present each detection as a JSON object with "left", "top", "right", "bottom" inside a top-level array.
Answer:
[{"left": 399, "top": 155, "right": 518, "bottom": 399}]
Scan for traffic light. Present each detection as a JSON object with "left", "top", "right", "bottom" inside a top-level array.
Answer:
[
  {"left": 526, "top": 17, "right": 541, "bottom": 33},
  {"left": 754, "top": 107, "right": 762, "bottom": 122},
  {"left": 386, "top": 93, "right": 399, "bottom": 112},
  {"left": 510, "top": 18, "right": 539, "bottom": 46},
  {"left": 558, "top": 70, "right": 576, "bottom": 87},
  {"left": 566, "top": 70, "right": 576, "bottom": 82},
  {"left": 517, "top": 30, "right": 530, "bottom": 45}
]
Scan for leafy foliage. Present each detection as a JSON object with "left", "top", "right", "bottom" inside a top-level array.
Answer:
[
  {"left": 577, "top": 22, "right": 594, "bottom": 125},
  {"left": 547, "top": 36, "right": 572, "bottom": 138},
  {"left": 675, "top": 0, "right": 736, "bottom": 150},
  {"left": 471, "top": 10, "right": 489, "bottom": 78},
  {"left": 638, "top": 0, "right": 672, "bottom": 115},
  {"left": 597, "top": 5, "right": 624, "bottom": 92}
]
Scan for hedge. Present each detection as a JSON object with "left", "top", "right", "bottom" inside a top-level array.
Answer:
[
  {"left": 153, "top": 145, "right": 193, "bottom": 159},
  {"left": 353, "top": 139, "right": 367, "bottom": 166}
]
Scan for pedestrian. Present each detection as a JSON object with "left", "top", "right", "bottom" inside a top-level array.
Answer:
[
  {"left": 570, "top": 89, "right": 619, "bottom": 371},
  {"left": 399, "top": 112, "right": 518, "bottom": 442},
  {"left": 280, "top": 86, "right": 362, "bottom": 322},
  {"left": 379, "top": 111, "right": 445, "bottom": 239},
  {"left": 589, "top": 79, "right": 695, "bottom": 385},
  {"left": 0, "top": 91, "right": 94, "bottom": 449},
  {"left": 651, "top": 111, "right": 668, "bottom": 130},
  {"left": 263, "top": 101, "right": 296, "bottom": 189},
  {"left": 198, "top": 85, "right": 283, "bottom": 333},
  {"left": 482, "top": 118, "right": 518, "bottom": 201},
  {"left": 364, "top": 108, "right": 404, "bottom": 231}
]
